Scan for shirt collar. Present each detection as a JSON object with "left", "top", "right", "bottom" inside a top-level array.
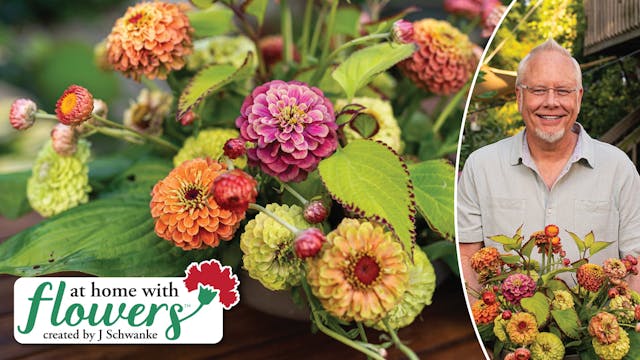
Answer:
[{"left": 510, "top": 123, "right": 596, "bottom": 168}]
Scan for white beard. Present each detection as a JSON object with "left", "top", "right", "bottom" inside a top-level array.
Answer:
[{"left": 535, "top": 127, "right": 565, "bottom": 143}]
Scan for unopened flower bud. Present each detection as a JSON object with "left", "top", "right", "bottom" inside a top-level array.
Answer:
[
  {"left": 625, "top": 254, "right": 638, "bottom": 266},
  {"left": 51, "top": 123, "right": 78, "bottom": 156},
  {"left": 514, "top": 348, "right": 531, "bottom": 360},
  {"left": 482, "top": 291, "right": 496, "bottom": 305},
  {"left": 502, "top": 310, "right": 512, "bottom": 320},
  {"left": 9, "top": 98, "right": 37, "bottom": 130},
  {"left": 563, "top": 258, "right": 571, "bottom": 266},
  {"left": 608, "top": 288, "right": 619, "bottom": 299},
  {"left": 178, "top": 110, "right": 196, "bottom": 126},
  {"left": 392, "top": 19, "right": 414, "bottom": 44},
  {"left": 92, "top": 99, "right": 108, "bottom": 118},
  {"left": 212, "top": 169, "right": 257, "bottom": 213},
  {"left": 303, "top": 200, "right": 328, "bottom": 224},
  {"left": 223, "top": 138, "right": 246, "bottom": 159},
  {"left": 294, "top": 228, "right": 326, "bottom": 259},
  {"left": 504, "top": 352, "right": 516, "bottom": 360},
  {"left": 634, "top": 304, "right": 640, "bottom": 321}
]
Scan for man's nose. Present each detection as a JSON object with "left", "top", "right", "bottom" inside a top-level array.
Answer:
[{"left": 542, "top": 89, "right": 559, "bottom": 106}]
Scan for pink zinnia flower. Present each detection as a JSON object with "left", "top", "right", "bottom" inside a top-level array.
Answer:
[
  {"left": 235, "top": 80, "right": 338, "bottom": 182},
  {"left": 9, "top": 98, "right": 37, "bottom": 130},
  {"left": 501, "top": 273, "right": 536, "bottom": 305}
]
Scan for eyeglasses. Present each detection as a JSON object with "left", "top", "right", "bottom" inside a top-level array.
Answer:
[{"left": 518, "top": 84, "right": 580, "bottom": 97}]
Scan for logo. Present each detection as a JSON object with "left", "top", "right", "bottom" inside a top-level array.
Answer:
[{"left": 14, "top": 259, "right": 239, "bottom": 344}]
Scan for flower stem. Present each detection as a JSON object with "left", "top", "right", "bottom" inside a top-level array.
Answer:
[
  {"left": 279, "top": 181, "right": 309, "bottom": 206},
  {"left": 320, "top": 0, "right": 339, "bottom": 62},
  {"left": 248, "top": 203, "right": 301, "bottom": 235},
  {"left": 308, "top": 3, "right": 328, "bottom": 60},
  {"left": 35, "top": 112, "right": 59, "bottom": 121},
  {"left": 432, "top": 82, "right": 471, "bottom": 134},
  {"left": 382, "top": 318, "right": 419, "bottom": 360},
  {"left": 280, "top": 0, "right": 294, "bottom": 64},
  {"left": 92, "top": 114, "right": 179, "bottom": 152},
  {"left": 301, "top": 281, "right": 385, "bottom": 360},
  {"left": 299, "top": 0, "right": 314, "bottom": 66}
]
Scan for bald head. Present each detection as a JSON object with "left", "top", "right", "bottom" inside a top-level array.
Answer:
[{"left": 516, "top": 39, "right": 582, "bottom": 89}]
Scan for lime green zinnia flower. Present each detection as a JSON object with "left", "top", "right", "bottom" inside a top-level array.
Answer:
[
  {"left": 493, "top": 316, "right": 508, "bottom": 342},
  {"left": 530, "top": 332, "right": 564, "bottom": 360},
  {"left": 173, "top": 128, "right": 247, "bottom": 168},
  {"left": 369, "top": 247, "right": 436, "bottom": 330},
  {"left": 240, "top": 204, "right": 312, "bottom": 291},
  {"left": 551, "top": 290, "right": 574, "bottom": 310},
  {"left": 608, "top": 295, "right": 635, "bottom": 323},
  {"left": 187, "top": 34, "right": 257, "bottom": 70},
  {"left": 335, "top": 97, "right": 403, "bottom": 153},
  {"left": 593, "top": 329, "right": 630, "bottom": 360},
  {"left": 27, "top": 139, "right": 91, "bottom": 217}
]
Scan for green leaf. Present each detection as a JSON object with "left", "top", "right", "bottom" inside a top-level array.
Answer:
[
  {"left": 476, "top": 90, "right": 498, "bottom": 99},
  {"left": 349, "top": 113, "right": 379, "bottom": 139},
  {"left": 187, "top": 5, "right": 235, "bottom": 38},
  {"left": 100, "top": 158, "right": 173, "bottom": 201},
  {"left": 334, "top": 6, "right": 361, "bottom": 37},
  {"left": 589, "top": 241, "right": 613, "bottom": 257},
  {"left": 488, "top": 235, "right": 517, "bottom": 246},
  {"left": 521, "top": 237, "right": 536, "bottom": 258},
  {"left": 584, "top": 231, "right": 594, "bottom": 247},
  {"left": 520, "top": 292, "right": 550, "bottom": 327},
  {"left": 422, "top": 241, "right": 458, "bottom": 276},
  {"left": 332, "top": 42, "right": 415, "bottom": 99},
  {"left": 625, "top": 330, "right": 640, "bottom": 360},
  {"left": 551, "top": 308, "right": 581, "bottom": 339},
  {"left": 0, "top": 198, "right": 216, "bottom": 277},
  {"left": 408, "top": 160, "right": 454, "bottom": 240},
  {"left": 566, "top": 230, "right": 586, "bottom": 253},
  {"left": 177, "top": 53, "right": 254, "bottom": 120},
  {"left": 189, "top": 0, "right": 215, "bottom": 9},
  {"left": 0, "top": 171, "right": 31, "bottom": 219},
  {"left": 477, "top": 323, "right": 495, "bottom": 342},
  {"left": 318, "top": 140, "right": 415, "bottom": 255},
  {"left": 500, "top": 254, "right": 521, "bottom": 264},
  {"left": 242, "top": 0, "right": 269, "bottom": 26}
]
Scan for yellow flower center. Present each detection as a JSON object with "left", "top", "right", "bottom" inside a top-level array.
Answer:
[
  {"left": 177, "top": 183, "right": 208, "bottom": 210},
  {"left": 60, "top": 93, "right": 77, "bottom": 115},
  {"left": 278, "top": 105, "right": 305, "bottom": 126}
]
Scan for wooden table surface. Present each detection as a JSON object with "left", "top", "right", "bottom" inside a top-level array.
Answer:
[{"left": 0, "top": 215, "right": 486, "bottom": 360}]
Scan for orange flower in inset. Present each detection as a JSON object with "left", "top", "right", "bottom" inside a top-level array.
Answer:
[
  {"left": 398, "top": 19, "right": 475, "bottom": 95},
  {"left": 506, "top": 312, "right": 539, "bottom": 345},
  {"left": 150, "top": 158, "right": 244, "bottom": 250},
  {"left": 471, "top": 299, "right": 500, "bottom": 324},
  {"left": 306, "top": 219, "right": 409, "bottom": 322},
  {"left": 106, "top": 1, "right": 193, "bottom": 80},
  {"left": 577, "top": 263, "right": 606, "bottom": 292},
  {"left": 55, "top": 85, "right": 94, "bottom": 126},
  {"left": 470, "top": 246, "right": 503, "bottom": 277}
]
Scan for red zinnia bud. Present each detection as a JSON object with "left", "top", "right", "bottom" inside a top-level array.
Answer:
[
  {"left": 482, "top": 291, "right": 496, "bottom": 305},
  {"left": 502, "top": 310, "right": 512, "bottom": 320},
  {"left": 178, "top": 110, "right": 196, "bottom": 126},
  {"left": 303, "top": 200, "right": 328, "bottom": 224},
  {"left": 211, "top": 169, "right": 257, "bottom": 213},
  {"left": 223, "top": 138, "right": 246, "bottom": 159},
  {"left": 625, "top": 254, "right": 638, "bottom": 266},
  {"left": 608, "top": 288, "right": 619, "bottom": 299},
  {"left": 55, "top": 85, "right": 94, "bottom": 126},
  {"left": 492, "top": 285, "right": 500, "bottom": 293},
  {"left": 9, "top": 98, "right": 37, "bottom": 130},
  {"left": 294, "top": 228, "right": 326, "bottom": 259},
  {"left": 563, "top": 258, "right": 571, "bottom": 266}
]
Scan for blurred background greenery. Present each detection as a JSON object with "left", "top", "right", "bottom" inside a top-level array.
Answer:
[{"left": 461, "top": 0, "right": 640, "bottom": 168}]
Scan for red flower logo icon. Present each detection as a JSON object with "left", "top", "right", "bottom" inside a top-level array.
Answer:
[{"left": 184, "top": 259, "right": 240, "bottom": 310}]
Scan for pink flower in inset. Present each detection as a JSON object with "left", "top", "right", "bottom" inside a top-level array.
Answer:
[
  {"left": 184, "top": 259, "right": 240, "bottom": 310},
  {"left": 392, "top": 20, "right": 414, "bottom": 44},
  {"left": 501, "top": 273, "right": 536, "bottom": 305},
  {"left": 236, "top": 80, "right": 338, "bottom": 182},
  {"left": 444, "top": 0, "right": 482, "bottom": 18}
]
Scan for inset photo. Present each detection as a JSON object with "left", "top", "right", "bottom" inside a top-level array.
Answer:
[{"left": 457, "top": 0, "right": 640, "bottom": 359}]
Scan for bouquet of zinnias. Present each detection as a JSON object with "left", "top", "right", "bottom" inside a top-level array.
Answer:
[
  {"left": 0, "top": 0, "right": 503, "bottom": 357},
  {"left": 470, "top": 225, "right": 640, "bottom": 360}
]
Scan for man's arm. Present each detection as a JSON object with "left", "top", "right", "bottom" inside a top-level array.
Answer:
[{"left": 459, "top": 242, "right": 484, "bottom": 306}]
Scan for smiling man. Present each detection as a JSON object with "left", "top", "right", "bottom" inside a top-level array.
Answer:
[{"left": 457, "top": 39, "right": 640, "bottom": 300}]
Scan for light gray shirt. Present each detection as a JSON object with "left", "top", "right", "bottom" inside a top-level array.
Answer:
[{"left": 457, "top": 124, "right": 640, "bottom": 265}]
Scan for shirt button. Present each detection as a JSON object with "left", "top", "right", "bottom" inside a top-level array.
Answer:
[{"left": 547, "top": 209, "right": 552, "bottom": 214}]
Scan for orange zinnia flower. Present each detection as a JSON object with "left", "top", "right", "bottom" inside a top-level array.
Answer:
[
  {"left": 150, "top": 158, "right": 244, "bottom": 250},
  {"left": 106, "top": 1, "right": 193, "bottom": 80},
  {"left": 471, "top": 299, "right": 500, "bottom": 325}
]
